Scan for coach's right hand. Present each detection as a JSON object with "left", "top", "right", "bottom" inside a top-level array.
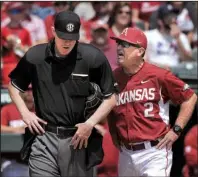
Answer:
[{"left": 22, "top": 111, "right": 47, "bottom": 135}]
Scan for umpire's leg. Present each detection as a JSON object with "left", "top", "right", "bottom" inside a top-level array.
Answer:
[
  {"left": 29, "top": 132, "right": 60, "bottom": 177},
  {"left": 29, "top": 131, "right": 94, "bottom": 177},
  {"left": 58, "top": 137, "right": 94, "bottom": 177}
]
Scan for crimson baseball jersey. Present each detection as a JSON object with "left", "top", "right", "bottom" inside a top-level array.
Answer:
[{"left": 112, "top": 62, "right": 194, "bottom": 143}]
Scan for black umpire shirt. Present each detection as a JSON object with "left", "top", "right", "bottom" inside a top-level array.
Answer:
[{"left": 9, "top": 40, "right": 117, "bottom": 126}]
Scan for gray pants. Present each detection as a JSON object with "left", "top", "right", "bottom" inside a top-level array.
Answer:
[{"left": 29, "top": 131, "right": 94, "bottom": 177}]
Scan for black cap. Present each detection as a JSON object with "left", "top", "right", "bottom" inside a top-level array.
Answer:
[
  {"left": 158, "top": 5, "right": 174, "bottom": 20},
  {"left": 54, "top": 11, "right": 81, "bottom": 40}
]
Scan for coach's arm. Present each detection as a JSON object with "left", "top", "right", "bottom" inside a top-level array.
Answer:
[{"left": 156, "top": 93, "right": 197, "bottom": 150}]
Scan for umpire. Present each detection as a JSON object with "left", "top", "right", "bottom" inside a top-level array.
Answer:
[{"left": 8, "top": 11, "right": 117, "bottom": 177}]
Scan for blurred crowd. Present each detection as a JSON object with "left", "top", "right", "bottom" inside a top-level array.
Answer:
[
  {"left": 1, "top": 1, "right": 198, "bottom": 87},
  {"left": 1, "top": 1, "right": 197, "bottom": 177}
]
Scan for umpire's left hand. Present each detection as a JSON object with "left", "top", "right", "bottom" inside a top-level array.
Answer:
[{"left": 71, "top": 122, "right": 94, "bottom": 149}]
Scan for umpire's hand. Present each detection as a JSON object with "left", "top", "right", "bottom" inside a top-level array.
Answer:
[
  {"left": 71, "top": 122, "right": 94, "bottom": 149},
  {"left": 22, "top": 111, "right": 47, "bottom": 135}
]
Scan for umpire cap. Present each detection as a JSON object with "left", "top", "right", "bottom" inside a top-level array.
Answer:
[{"left": 54, "top": 11, "right": 81, "bottom": 40}]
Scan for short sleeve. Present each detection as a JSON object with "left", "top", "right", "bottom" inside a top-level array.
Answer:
[
  {"left": 8, "top": 54, "right": 33, "bottom": 92},
  {"left": 161, "top": 71, "right": 195, "bottom": 105},
  {"left": 89, "top": 50, "right": 118, "bottom": 98}
]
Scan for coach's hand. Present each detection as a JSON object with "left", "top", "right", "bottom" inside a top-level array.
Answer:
[
  {"left": 22, "top": 111, "right": 47, "bottom": 135},
  {"left": 71, "top": 122, "right": 94, "bottom": 149},
  {"left": 156, "top": 129, "right": 179, "bottom": 150}
]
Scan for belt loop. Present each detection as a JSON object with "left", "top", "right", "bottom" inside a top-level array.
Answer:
[
  {"left": 57, "top": 127, "right": 60, "bottom": 135},
  {"left": 144, "top": 141, "right": 151, "bottom": 149}
]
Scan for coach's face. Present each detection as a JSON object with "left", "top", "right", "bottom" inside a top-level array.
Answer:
[
  {"left": 52, "top": 27, "right": 76, "bottom": 55},
  {"left": 116, "top": 40, "right": 144, "bottom": 67}
]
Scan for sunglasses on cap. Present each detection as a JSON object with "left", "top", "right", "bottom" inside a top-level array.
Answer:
[{"left": 116, "top": 40, "right": 141, "bottom": 48}]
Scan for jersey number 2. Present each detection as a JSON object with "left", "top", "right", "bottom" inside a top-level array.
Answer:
[{"left": 144, "top": 102, "right": 154, "bottom": 117}]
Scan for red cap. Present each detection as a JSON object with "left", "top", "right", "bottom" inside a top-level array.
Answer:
[
  {"left": 91, "top": 21, "right": 109, "bottom": 31},
  {"left": 184, "top": 125, "right": 198, "bottom": 166},
  {"left": 110, "top": 27, "right": 147, "bottom": 49}
]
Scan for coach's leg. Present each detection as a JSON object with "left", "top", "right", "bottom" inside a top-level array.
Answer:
[
  {"left": 58, "top": 137, "right": 93, "bottom": 177},
  {"left": 118, "top": 147, "right": 140, "bottom": 177},
  {"left": 29, "top": 132, "right": 60, "bottom": 177},
  {"left": 141, "top": 146, "right": 173, "bottom": 177}
]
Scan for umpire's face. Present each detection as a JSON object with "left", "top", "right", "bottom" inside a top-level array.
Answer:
[{"left": 52, "top": 27, "right": 76, "bottom": 56}]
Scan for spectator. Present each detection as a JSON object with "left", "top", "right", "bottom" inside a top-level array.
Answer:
[
  {"left": 45, "top": 2, "right": 70, "bottom": 41},
  {"left": 2, "top": 2, "right": 47, "bottom": 46},
  {"left": 108, "top": 2, "right": 133, "bottom": 39},
  {"left": 19, "top": 2, "right": 48, "bottom": 46},
  {"left": 90, "top": 21, "right": 118, "bottom": 70},
  {"left": 80, "top": 2, "right": 114, "bottom": 42},
  {"left": 90, "top": 2, "right": 112, "bottom": 24},
  {"left": 145, "top": 5, "right": 192, "bottom": 69},
  {"left": 1, "top": 3, "right": 32, "bottom": 87},
  {"left": 182, "top": 125, "right": 198, "bottom": 177},
  {"left": 149, "top": 2, "right": 196, "bottom": 42},
  {"left": 74, "top": 2, "right": 95, "bottom": 21},
  {"left": 1, "top": 88, "right": 34, "bottom": 133},
  {"left": 131, "top": 1, "right": 163, "bottom": 30},
  {"left": 30, "top": 1, "right": 54, "bottom": 20},
  {"left": 169, "top": 2, "right": 195, "bottom": 36}
]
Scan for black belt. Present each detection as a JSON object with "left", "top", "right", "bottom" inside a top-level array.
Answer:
[
  {"left": 125, "top": 140, "right": 159, "bottom": 151},
  {"left": 43, "top": 124, "right": 77, "bottom": 138}
]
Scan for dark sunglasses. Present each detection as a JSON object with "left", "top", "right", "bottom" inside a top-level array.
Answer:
[
  {"left": 118, "top": 10, "right": 131, "bottom": 15},
  {"left": 116, "top": 40, "right": 140, "bottom": 48},
  {"left": 8, "top": 8, "right": 24, "bottom": 14}
]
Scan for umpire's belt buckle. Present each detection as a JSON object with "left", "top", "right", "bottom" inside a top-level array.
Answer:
[{"left": 57, "top": 127, "right": 63, "bottom": 135}]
